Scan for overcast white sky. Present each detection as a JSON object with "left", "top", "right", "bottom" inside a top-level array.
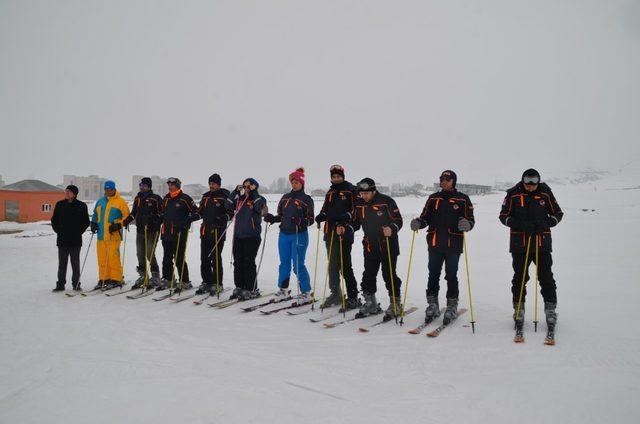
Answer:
[{"left": 1, "top": 0, "right": 638, "bottom": 190}]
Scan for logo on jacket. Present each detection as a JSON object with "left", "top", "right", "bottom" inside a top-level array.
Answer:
[
  {"left": 452, "top": 204, "right": 459, "bottom": 210},
  {"left": 376, "top": 211, "right": 383, "bottom": 216},
  {"left": 540, "top": 200, "right": 545, "bottom": 206}
]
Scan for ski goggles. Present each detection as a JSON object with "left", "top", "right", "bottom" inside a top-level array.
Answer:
[
  {"left": 523, "top": 175, "right": 540, "bottom": 185},
  {"left": 357, "top": 181, "right": 376, "bottom": 191},
  {"left": 439, "top": 175, "right": 454, "bottom": 182},
  {"left": 166, "top": 177, "right": 181, "bottom": 185}
]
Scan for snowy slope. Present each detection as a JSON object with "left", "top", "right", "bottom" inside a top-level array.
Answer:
[{"left": 1, "top": 172, "right": 639, "bottom": 424}]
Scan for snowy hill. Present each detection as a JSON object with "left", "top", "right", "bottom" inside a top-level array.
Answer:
[{"left": 1, "top": 171, "right": 639, "bottom": 424}]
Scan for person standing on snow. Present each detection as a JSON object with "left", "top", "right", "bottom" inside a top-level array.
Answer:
[
  {"left": 499, "top": 168, "right": 563, "bottom": 333},
  {"left": 353, "top": 178, "right": 404, "bottom": 321},
  {"left": 314, "top": 164, "right": 361, "bottom": 311},
  {"left": 90, "top": 180, "right": 131, "bottom": 289},
  {"left": 157, "top": 177, "right": 198, "bottom": 290},
  {"left": 51, "top": 185, "right": 90, "bottom": 292},
  {"left": 123, "top": 177, "right": 163, "bottom": 289},
  {"left": 264, "top": 168, "right": 315, "bottom": 304},
  {"left": 194, "top": 173, "right": 235, "bottom": 296},
  {"left": 229, "top": 178, "right": 268, "bottom": 301},
  {"left": 410, "top": 170, "right": 475, "bottom": 325}
]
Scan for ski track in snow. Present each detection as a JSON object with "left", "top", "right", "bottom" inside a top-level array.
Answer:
[{"left": 1, "top": 175, "right": 639, "bottom": 423}]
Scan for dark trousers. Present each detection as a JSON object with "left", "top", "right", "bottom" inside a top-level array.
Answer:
[
  {"left": 427, "top": 250, "right": 461, "bottom": 299},
  {"left": 136, "top": 230, "right": 159, "bottom": 276},
  {"left": 326, "top": 237, "right": 359, "bottom": 299},
  {"left": 162, "top": 232, "right": 189, "bottom": 283},
  {"left": 57, "top": 246, "right": 81, "bottom": 285},
  {"left": 361, "top": 253, "right": 402, "bottom": 298},
  {"left": 201, "top": 238, "right": 225, "bottom": 286},
  {"left": 233, "top": 237, "right": 261, "bottom": 290},
  {"left": 511, "top": 250, "right": 557, "bottom": 304}
]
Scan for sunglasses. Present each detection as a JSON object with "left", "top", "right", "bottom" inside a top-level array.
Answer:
[
  {"left": 439, "top": 176, "right": 453, "bottom": 182},
  {"left": 357, "top": 182, "right": 374, "bottom": 191},
  {"left": 523, "top": 176, "right": 540, "bottom": 185},
  {"left": 167, "top": 178, "right": 179, "bottom": 184}
]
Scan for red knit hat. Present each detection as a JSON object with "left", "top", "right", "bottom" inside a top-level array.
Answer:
[{"left": 289, "top": 167, "right": 305, "bottom": 185}]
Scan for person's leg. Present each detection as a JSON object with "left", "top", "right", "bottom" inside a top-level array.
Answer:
[
  {"left": 108, "top": 240, "right": 123, "bottom": 282},
  {"left": 57, "top": 247, "right": 69, "bottom": 286},
  {"left": 215, "top": 240, "right": 225, "bottom": 287},
  {"left": 443, "top": 253, "right": 461, "bottom": 299},
  {"left": 200, "top": 238, "right": 214, "bottom": 284},
  {"left": 361, "top": 255, "right": 380, "bottom": 295},
  {"left": 381, "top": 252, "right": 402, "bottom": 299},
  {"left": 341, "top": 240, "right": 359, "bottom": 299},
  {"left": 70, "top": 246, "right": 81, "bottom": 286},
  {"left": 536, "top": 251, "right": 557, "bottom": 304},
  {"left": 232, "top": 238, "right": 243, "bottom": 289},
  {"left": 326, "top": 237, "right": 341, "bottom": 295},
  {"left": 244, "top": 238, "right": 262, "bottom": 291},
  {"left": 136, "top": 232, "right": 146, "bottom": 278},
  {"left": 426, "top": 250, "right": 446, "bottom": 298},
  {"left": 511, "top": 252, "right": 532, "bottom": 304},
  {"left": 176, "top": 231, "right": 189, "bottom": 283},
  {"left": 162, "top": 239, "right": 175, "bottom": 281},
  {"left": 97, "top": 240, "right": 109, "bottom": 282},
  {"left": 147, "top": 230, "right": 160, "bottom": 274},
  {"left": 278, "top": 232, "right": 293, "bottom": 288},
  {"left": 294, "top": 231, "right": 311, "bottom": 293}
]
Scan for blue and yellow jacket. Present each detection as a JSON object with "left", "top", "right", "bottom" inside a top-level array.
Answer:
[{"left": 91, "top": 191, "right": 131, "bottom": 241}]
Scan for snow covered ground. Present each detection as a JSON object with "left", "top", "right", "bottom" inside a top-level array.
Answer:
[{"left": 1, "top": 171, "right": 639, "bottom": 424}]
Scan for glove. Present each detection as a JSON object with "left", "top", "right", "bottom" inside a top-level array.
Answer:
[
  {"left": 263, "top": 213, "right": 276, "bottom": 224},
  {"left": 90, "top": 222, "right": 98, "bottom": 234},
  {"left": 410, "top": 218, "right": 423, "bottom": 231},
  {"left": 505, "top": 216, "right": 520, "bottom": 229},
  {"left": 458, "top": 218, "right": 472, "bottom": 232},
  {"left": 123, "top": 215, "right": 133, "bottom": 229},
  {"left": 546, "top": 216, "right": 559, "bottom": 228},
  {"left": 522, "top": 221, "right": 535, "bottom": 234},
  {"left": 108, "top": 223, "right": 122, "bottom": 233},
  {"left": 315, "top": 214, "right": 326, "bottom": 226}
]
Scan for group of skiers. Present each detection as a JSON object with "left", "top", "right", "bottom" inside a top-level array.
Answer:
[{"left": 51, "top": 165, "right": 563, "bottom": 330}]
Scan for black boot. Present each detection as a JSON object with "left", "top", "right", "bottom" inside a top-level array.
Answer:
[{"left": 52, "top": 281, "right": 65, "bottom": 292}]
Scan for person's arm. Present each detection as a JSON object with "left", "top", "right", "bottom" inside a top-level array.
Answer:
[
  {"left": 387, "top": 198, "right": 402, "bottom": 233},
  {"left": 51, "top": 202, "right": 61, "bottom": 233}
]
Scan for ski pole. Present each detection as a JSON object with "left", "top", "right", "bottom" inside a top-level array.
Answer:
[
  {"left": 168, "top": 231, "right": 182, "bottom": 294},
  {"left": 142, "top": 229, "right": 160, "bottom": 292},
  {"left": 338, "top": 235, "right": 347, "bottom": 317},
  {"left": 214, "top": 228, "right": 221, "bottom": 298},
  {"left": 177, "top": 229, "right": 190, "bottom": 293},
  {"left": 252, "top": 223, "right": 270, "bottom": 292},
  {"left": 311, "top": 225, "right": 321, "bottom": 311},
  {"left": 294, "top": 224, "right": 301, "bottom": 296},
  {"left": 320, "top": 230, "right": 335, "bottom": 311},
  {"left": 78, "top": 232, "right": 94, "bottom": 285},
  {"left": 400, "top": 230, "right": 417, "bottom": 326},
  {"left": 515, "top": 235, "right": 532, "bottom": 323},
  {"left": 533, "top": 236, "right": 540, "bottom": 332},
  {"left": 120, "top": 225, "right": 128, "bottom": 287},
  {"left": 463, "top": 232, "right": 476, "bottom": 333},
  {"left": 385, "top": 236, "right": 398, "bottom": 324}
]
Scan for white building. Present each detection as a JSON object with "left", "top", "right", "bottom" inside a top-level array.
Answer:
[{"left": 63, "top": 175, "right": 106, "bottom": 201}]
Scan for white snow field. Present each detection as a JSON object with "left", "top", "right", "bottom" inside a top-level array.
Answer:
[{"left": 1, "top": 172, "right": 639, "bottom": 424}]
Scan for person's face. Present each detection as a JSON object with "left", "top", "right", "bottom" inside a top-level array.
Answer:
[
  {"left": 209, "top": 182, "right": 220, "bottom": 191},
  {"left": 64, "top": 189, "right": 75, "bottom": 201},
  {"left": 139, "top": 184, "right": 150, "bottom": 193},
  {"left": 439, "top": 177, "right": 454, "bottom": 191},
  {"left": 359, "top": 191, "right": 375, "bottom": 202},
  {"left": 105, "top": 188, "right": 116, "bottom": 197},
  {"left": 524, "top": 183, "right": 538, "bottom": 193},
  {"left": 244, "top": 182, "right": 256, "bottom": 192},
  {"left": 290, "top": 179, "right": 303, "bottom": 191},
  {"left": 167, "top": 183, "right": 179, "bottom": 193},
  {"left": 330, "top": 174, "right": 344, "bottom": 185}
]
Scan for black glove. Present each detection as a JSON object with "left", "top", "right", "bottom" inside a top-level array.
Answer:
[
  {"left": 546, "top": 216, "right": 559, "bottom": 228},
  {"left": 315, "top": 214, "right": 326, "bottom": 226},
  {"left": 90, "top": 222, "right": 98, "bottom": 234},
  {"left": 505, "top": 216, "right": 520, "bottom": 229},
  {"left": 458, "top": 218, "right": 472, "bottom": 232},
  {"left": 108, "top": 223, "right": 122, "bottom": 233},
  {"left": 123, "top": 215, "right": 133, "bottom": 229},
  {"left": 522, "top": 221, "right": 535, "bottom": 234},
  {"left": 410, "top": 218, "right": 423, "bottom": 231},
  {"left": 263, "top": 213, "right": 276, "bottom": 224}
]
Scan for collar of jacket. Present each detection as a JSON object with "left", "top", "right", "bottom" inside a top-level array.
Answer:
[
  {"left": 330, "top": 181, "right": 352, "bottom": 191},
  {"left": 169, "top": 189, "right": 182, "bottom": 199}
]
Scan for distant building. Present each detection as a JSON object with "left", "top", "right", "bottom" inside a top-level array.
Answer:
[
  {"left": 0, "top": 175, "right": 5, "bottom": 188},
  {"left": 182, "top": 184, "right": 208, "bottom": 199},
  {"left": 131, "top": 175, "right": 170, "bottom": 198},
  {"left": 433, "top": 182, "right": 493, "bottom": 195},
  {"left": 63, "top": 175, "right": 106, "bottom": 201},
  {"left": 0, "top": 179, "right": 64, "bottom": 223},
  {"left": 311, "top": 189, "right": 325, "bottom": 198}
]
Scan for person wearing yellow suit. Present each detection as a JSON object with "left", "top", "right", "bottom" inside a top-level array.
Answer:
[{"left": 90, "top": 180, "right": 131, "bottom": 290}]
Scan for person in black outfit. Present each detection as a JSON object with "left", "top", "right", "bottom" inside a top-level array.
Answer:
[
  {"left": 353, "top": 178, "right": 404, "bottom": 320},
  {"left": 158, "top": 177, "right": 198, "bottom": 290},
  {"left": 229, "top": 178, "right": 268, "bottom": 300},
  {"left": 499, "top": 168, "right": 563, "bottom": 329},
  {"left": 314, "top": 164, "right": 361, "bottom": 310},
  {"left": 51, "top": 185, "right": 90, "bottom": 291},
  {"left": 194, "top": 173, "right": 234, "bottom": 295},
  {"left": 123, "top": 177, "right": 163, "bottom": 289},
  {"left": 411, "top": 170, "right": 475, "bottom": 325}
]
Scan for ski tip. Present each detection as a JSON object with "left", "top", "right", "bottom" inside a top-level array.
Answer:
[
  {"left": 514, "top": 336, "right": 525, "bottom": 343},
  {"left": 544, "top": 338, "right": 556, "bottom": 346},
  {"left": 358, "top": 328, "right": 369, "bottom": 333},
  {"left": 426, "top": 332, "right": 438, "bottom": 338},
  {"left": 408, "top": 329, "right": 420, "bottom": 334}
]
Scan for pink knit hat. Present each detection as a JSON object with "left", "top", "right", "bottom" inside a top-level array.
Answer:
[{"left": 289, "top": 167, "right": 305, "bottom": 185}]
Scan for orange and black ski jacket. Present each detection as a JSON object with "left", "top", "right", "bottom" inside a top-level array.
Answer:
[
  {"left": 196, "top": 189, "right": 234, "bottom": 241},
  {"left": 160, "top": 190, "right": 198, "bottom": 241},
  {"left": 353, "top": 192, "right": 403, "bottom": 257},
  {"left": 417, "top": 189, "right": 474, "bottom": 254}
]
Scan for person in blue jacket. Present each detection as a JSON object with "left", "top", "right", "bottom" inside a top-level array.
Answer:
[
  {"left": 264, "top": 168, "right": 315, "bottom": 303},
  {"left": 229, "top": 177, "right": 268, "bottom": 300}
]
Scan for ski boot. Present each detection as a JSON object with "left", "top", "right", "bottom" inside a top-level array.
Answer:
[
  {"left": 131, "top": 267, "right": 146, "bottom": 289},
  {"left": 320, "top": 291, "right": 343, "bottom": 309},
  {"left": 424, "top": 295, "right": 440, "bottom": 324},
  {"left": 355, "top": 292, "right": 382, "bottom": 318},
  {"left": 513, "top": 301, "right": 525, "bottom": 329},
  {"left": 295, "top": 291, "right": 312, "bottom": 305},
  {"left": 195, "top": 283, "right": 212, "bottom": 295},
  {"left": 229, "top": 287, "right": 243, "bottom": 299},
  {"left": 177, "top": 281, "right": 193, "bottom": 291},
  {"left": 103, "top": 280, "right": 123, "bottom": 290},
  {"left": 71, "top": 282, "right": 81, "bottom": 292},
  {"left": 442, "top": 298, "right": 459, "bottom": 325},
  {"left": 383, "top": 296, "right": 403, "bottom": 322},
  {"left": 52, "top": 281, "right": 65, "bottom": 292},
  {"left": 156, "top": 278, "right": 171, "bottom": 291},
  {"left": 209, "top": 285, "right": 225, "bottom": 296},
  {"left": 273, "top": 287, "right": 290, "bottom": 300},
  {"left": 544, "top": 302, "right": 557, "bottom": 345},
  {"left": 238, "top": 289, "right": 260, "bottom": 301},
  {"left": 149, "top": 272, "right": 161, "bottom": 287},
  {"left": 94, "top": 280, "right": 106, "bottom": 290},
  {"left": 339, "top": 297, "right": 362, "bottom": 313}
]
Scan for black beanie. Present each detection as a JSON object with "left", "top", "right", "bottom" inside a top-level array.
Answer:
[
  {"left": 208, "top": 174, "right": 222, "bottom": 185},
  {"left": 140, "top": 177, "right": 152, "bottom": 188},
  {"left": 522, "top": 168, "right": 541, "bottom": 181},
  {"left": 440, "top": 170, "right": 457, "bottom": 187},
  {"left": 66, "top": 185, "right": 79, "bottom": 197}
]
